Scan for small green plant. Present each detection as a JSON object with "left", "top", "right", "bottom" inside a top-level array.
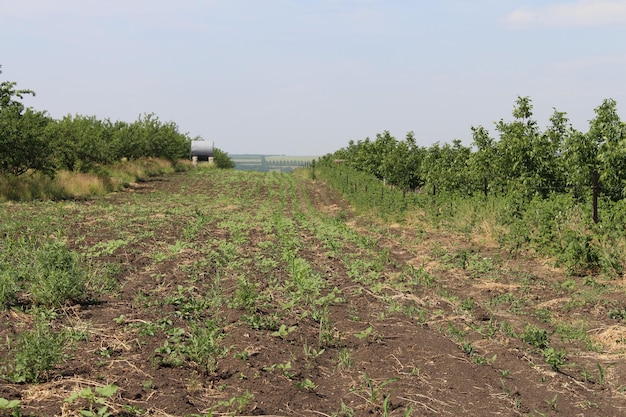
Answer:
[
  {"left": 296, "top": 378, "right": 318, "bottom": 391},
  {"left": 65, "top": 384, "right": 119, "bottom": 417},
  {"left": 459, "top": 297, "right": 475, "bottom": 313},
  {"left": 5, "top": 315, "right": 67, "bottom": 383},
  {"left": 0, "top": 398, "right": 21, "bottom": 417},
  {"left": 542, "top": 347, "right": 566, "bottom": 371},
  {"left": 0, "top": 269, "right": 19, "bottom": 308},
  {"left": 596, "top": 362, "right": 610, "bottom": 385},
  {"left": 545, "top": 393, "right": 558, "bottom": 410},
  {"left": 354, "top": 325, "right": 373, "bottom": 340},
  {"left": 361, "top": 373, "right": 399, "bottom": 406},
  {"left": 462, "top": 342, "right": 475, "bottom": 356},
  {"left": 521, "top": 324, "right": 549, "bottom": 349},
  {"left": 230, "top": 276, "right": 258, "bottom": 312},
  {"left": 303, "top": 343, "right": 325, "bottom": 361},
  {"left": 337, "top": 348, "right": 353, "bottom": 370},
  {"left": 207, "top": 391, "right": 254, "bottom": 415},
  {"left": 242, "top": 313, "right": 279, "bottom": 330},
  {"left": 271, "top": 324, "right": 296, "bottom": 340},
  {"left": 334, "top": 401, "right": 355, "bottom": 417}
]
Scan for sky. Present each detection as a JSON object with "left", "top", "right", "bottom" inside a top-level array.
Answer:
[{"left": 1, "top": 0, "right": 626, "bottom": 155}]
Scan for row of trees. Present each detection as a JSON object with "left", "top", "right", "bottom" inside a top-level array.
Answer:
[
  {"left": 0, "top": 69, "right": 234, "bottom": 176},
  {"left": 322, "top": 96, "right": 626, "bottom": 201}
]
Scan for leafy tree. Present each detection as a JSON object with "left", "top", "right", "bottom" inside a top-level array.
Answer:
[
  {"left": 381, "top": 131, "right": 424, "bottom": 191},
  {"left": 0, "top": 74, "right": 55, "bottom": 176},
  {"left": 468, "top": 125, "right": 498, "bottom": 194},
  {"left": 213, "top": 148, "right": 235, "bottom": 169},
  {"left": 494, "top": 96, "right": 564, "bottom": 198},
  {"left": 421, "top": 139, "right": 471, "bottom": 194},
  {"left": 591, "top": 99, "right": 626, "bottom": 200},
  {"left": 47, "top": 114, "right": 115, "bottom": 172}
]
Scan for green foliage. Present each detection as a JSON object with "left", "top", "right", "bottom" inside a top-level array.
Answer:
[
  {"left": 154, "top": 320, "right": 227, "bottom": 373},
  {"left": 0, "top": 236, "right": 88, "bottom": 308},
  {"left": 521, "top": 324, "right": 549, "bottom": 349},
  {"left": 0, "top": 80, "right": 55, "bottom": 176},
  {"left": 213, "top": 147, "right": 235, "bottom": 169},
  {"left": 4, "top": 314, "right": 67, "bottom": 383},
  {"left": 558, "top": 229, "right": 599, "bottom": 276},
  {"left": 65, "top": 384, "right": 119, "bottom": 417},
  {"left": 28, "top": 240, "right": 87, "bottom": 307},
  {"left": 0, "top": 397, "right": 21, "bottom": 417},
  {"left": 542, "top": 347, "right": 567, "bottom": 371},
  {"left": 1, "top": 72, "right": 193, "bottom": 180}
]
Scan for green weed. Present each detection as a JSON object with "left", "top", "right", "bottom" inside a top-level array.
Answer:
[
  {"left": 4, "top": 315, "right": 67, "bottom": 383},
  {"left": 64, "top": 384, "right": 119, "bottom": 417}
]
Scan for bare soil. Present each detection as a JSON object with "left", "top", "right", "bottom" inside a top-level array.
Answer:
[{"left": 1, "top": 170, "right": 625, "bottom": 416}]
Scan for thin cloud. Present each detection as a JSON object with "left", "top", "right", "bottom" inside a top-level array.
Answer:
[{"left": 502, "top": 0, "right": 626, "bottom": 28}]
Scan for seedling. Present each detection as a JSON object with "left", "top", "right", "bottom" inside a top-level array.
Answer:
[
  {"left": 65, "top": 384, "right": 119, "bottom": 417},
  {"left": 295, "top": 378, "right": 318, "bottom": 391},
  {"left": 271, "top": 324, "right": 296, "bottom": 340},
  {"left": 0, "top": 398, "right": 21, "bottom": 417}
]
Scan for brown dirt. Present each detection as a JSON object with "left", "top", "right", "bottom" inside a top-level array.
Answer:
[{"left": 1, "top": 170, "right": 625, "bottom": 416}]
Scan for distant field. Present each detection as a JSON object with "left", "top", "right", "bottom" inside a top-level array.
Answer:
[{"left": 231, "top": 154, "right": 319, "bottom": 172}]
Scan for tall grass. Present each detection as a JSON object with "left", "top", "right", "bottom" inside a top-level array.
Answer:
[{"left": 0, "top": 158, "right": 187, "bottom": 202}]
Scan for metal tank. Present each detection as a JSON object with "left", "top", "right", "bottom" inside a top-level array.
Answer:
[{"left": 190, "top": 141, "right": 214, "bottom": 161}]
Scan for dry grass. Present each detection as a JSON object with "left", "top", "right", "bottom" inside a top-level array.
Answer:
[
  {"left": 0, "top": 158, "right": 185, "bottom": 202},
  {"left": 55, "top": 171, "right": 109, "bottom": 197}
]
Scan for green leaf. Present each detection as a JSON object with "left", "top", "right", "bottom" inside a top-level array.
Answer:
[
  {"left": 95, "top": 384, "right": 119, "bottom": 398},
  {"left": 0, "top": 398, "right": 20, "bottom": 409}
]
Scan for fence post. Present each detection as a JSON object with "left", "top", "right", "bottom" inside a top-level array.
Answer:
[
  {"left": 592, "top": 170, "right": 599, "bottom": 224},
  {"left": 483, "top": 177, "right": 488, "bottom": 197}
]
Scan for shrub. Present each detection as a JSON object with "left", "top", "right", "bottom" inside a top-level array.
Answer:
[{"left": 558, "top": 230, "right": 599, "bottom": 276}]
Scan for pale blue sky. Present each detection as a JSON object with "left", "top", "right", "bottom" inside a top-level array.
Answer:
[{"left": 2, "top": 0, "right": 625, "bottom": 155}]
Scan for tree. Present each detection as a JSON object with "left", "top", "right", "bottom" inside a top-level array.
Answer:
[
  {"left": 421, "top": 139, "right": 471, "bottom": 194},
  {"left": 0, "top": 76, "right": 54, "bottom": 176},
  {"left": 468, "top": 125, "right": 498, "bottom": 194},
  {"left": 494, "top": 96, "right": 563, "bottom": 197},
  {"left": 590, "top": 99, "right": 626, "bottom": 200},
  {"left": 213, "top": 148, "right": 234, "bottom": 169},
  {"left": 381, "top": 131, "right": 425, "bottom": 191}
]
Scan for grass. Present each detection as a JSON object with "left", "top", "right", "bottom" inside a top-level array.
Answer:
[{"left": 0, "top": 157, "right": 185, "bottom": 202}]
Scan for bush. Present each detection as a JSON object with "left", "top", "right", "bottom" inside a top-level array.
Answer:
[
  {"left": 558, "top": 230, "right": 599, "bottom": 276},
  {"left": 213, "top": 148, "right": 235, "bottom": 169}
]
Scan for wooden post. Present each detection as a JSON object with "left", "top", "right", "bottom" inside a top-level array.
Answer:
[
  {"left": 592, "top": 170, "right": 599, "bottom": 224},
  {"left": 483, "top": 177, "right": 488, "bottom": 197}
]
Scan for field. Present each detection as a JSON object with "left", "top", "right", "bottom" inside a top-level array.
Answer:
[
  {"left": 231, "top": 155, "right": 317, "bottom": 173},
  {"left": 0, "top": 168, "right": 625, "bottom": 416}
]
